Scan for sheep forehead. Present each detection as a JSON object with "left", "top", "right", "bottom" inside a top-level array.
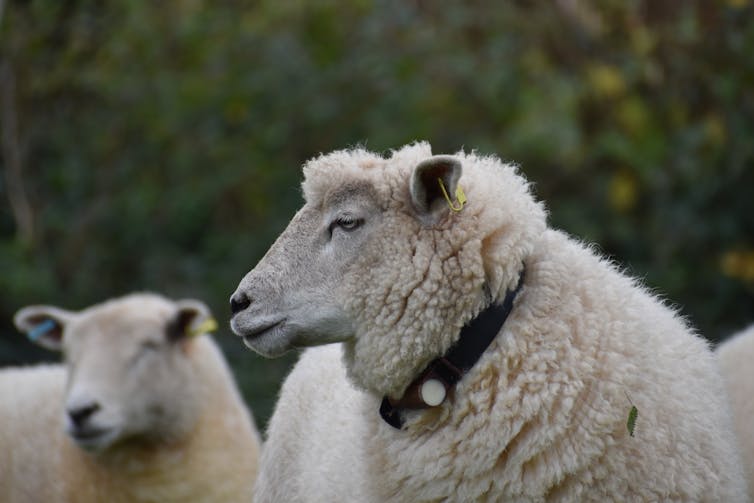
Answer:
[
  {"left": 68, "top": 294, "right": 173, "bottom": 346},
  {"left": 321, "top": 181, "right": 380, "bottom": 212},
  {"left": 301, "top": 142, "right": 433, "bottom": 206}
]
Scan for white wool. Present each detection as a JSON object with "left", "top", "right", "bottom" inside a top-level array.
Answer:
[
  {"left": 717, "top": 323, "right": 754, "bottom": 498},
  {"left": 252, "top": 143, "right": 748, "bottom": 502},
  {"left": 0, "top": 293, "right": 261, "bottom": 502},
  {"left": 302, "top": 144, "right": 546, "bottom": 397}
]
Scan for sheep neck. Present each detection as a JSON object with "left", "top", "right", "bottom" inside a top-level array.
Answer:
[{"left": 380, "top": 268, "right": 525, "bottom": 429}]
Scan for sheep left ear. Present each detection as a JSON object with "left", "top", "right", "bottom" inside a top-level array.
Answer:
[
  {"left": 166, "top": 299, "right": 216, "bottom": 343},
  {"left": 14, "top": 305, "right": 75, "bottom": 351},
  {"left": 410, "top": 155, "right": 463, "bottom": 222}
]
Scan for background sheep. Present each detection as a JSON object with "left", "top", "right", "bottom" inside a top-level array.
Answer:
[
  {"left": 717, "top": 323, "right": 754, "bottom": 497},
  {"left": 231, "top": 142, "right": 747, "bottom": 501},
  {"left": 1, "top": 293, "right": 261, "bottom": 502}
]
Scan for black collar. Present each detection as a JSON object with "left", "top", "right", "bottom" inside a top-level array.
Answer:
[{"left": 379, "top": 269, "right": 525, "bottom": 429}]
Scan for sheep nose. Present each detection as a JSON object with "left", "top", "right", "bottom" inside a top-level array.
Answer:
[
  {"left": 68, "top": 402, "right": 101, "bottom": 427},
  {"left": 230, "top": 292, "right": 251, "bottom": 315}
]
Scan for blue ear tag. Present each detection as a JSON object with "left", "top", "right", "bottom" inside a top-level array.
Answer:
[{"left": 28, "top": 319, "right": 57, "bottom": 342}]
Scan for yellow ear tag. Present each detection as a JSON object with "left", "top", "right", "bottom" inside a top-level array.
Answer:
[
  {"left": 189, "top": 317, "right": 218, "bottom": 337},
  {"left": 438, "top": 178, "right": 467, "bottom": 212}
]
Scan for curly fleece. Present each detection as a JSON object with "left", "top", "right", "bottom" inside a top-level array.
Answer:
[
  {"left": 257, "top": 142, "right": 748, "bottom": 502},
  {"left": 717, "top": 323, "right": 754, "bottom": 499}
]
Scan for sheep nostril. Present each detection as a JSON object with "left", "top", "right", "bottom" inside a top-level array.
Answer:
[
  {"left": 230, "top": 293, "right": 251, "bottom": 315},
  {"left": 68, "top": 402, "right": 101, "bottom": 427}
]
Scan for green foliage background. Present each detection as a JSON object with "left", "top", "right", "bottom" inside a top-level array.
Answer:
[{"left": 1, "top": 1, "right": 752, "bottom": 429}]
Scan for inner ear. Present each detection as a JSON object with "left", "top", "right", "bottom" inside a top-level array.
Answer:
[
  {"left": 167, "top": 310, "right": 197, "bottom": 343},
  {"left": 410, "top": 155, "right": 463, "bottom": 218},
  {"left": 166, "top": 299, "right": 212, "bottom": 343},
  {"left": 27, "top": 317, "right": 64, "bottom": 349},
  {"left": 13, "top": 305, "right": 73, "bottom": 352}
]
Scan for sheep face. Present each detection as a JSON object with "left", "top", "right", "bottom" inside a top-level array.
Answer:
[
  {"left": 230, "top": 181, "right": 381, "bottom": 358},
  {"left": 231, "top": 142, "right": 546, "bottom": 395},
  {"left": 14, "top": 294, "right": 208, "bottom": 453}
]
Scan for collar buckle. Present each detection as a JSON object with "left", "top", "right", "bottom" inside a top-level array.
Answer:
[{"left": 379, "top": 269, "right": 525, "bottom": 430}]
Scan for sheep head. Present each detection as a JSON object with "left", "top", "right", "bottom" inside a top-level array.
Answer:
[
  {"left": 231, "top": 142, "right": 546, "bottom": 396},
  {"left": 14, "top": 294, "right": 212, "bottom": 453}
]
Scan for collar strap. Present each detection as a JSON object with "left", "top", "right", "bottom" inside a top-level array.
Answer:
[{"left": 379, "top": 269, "right": 525, "bottom": 429}]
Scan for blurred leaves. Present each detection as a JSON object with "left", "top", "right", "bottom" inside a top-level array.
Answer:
[
  {"left": 1, "top": 0, "right": 752, "bottom": 428},
  {"left": 721, "top": 249, "right": 754, "bottom": 283}
]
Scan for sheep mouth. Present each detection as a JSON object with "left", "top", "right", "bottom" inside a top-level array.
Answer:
[
  {"left": 68, "top": 426, "right": 118, "bottom": 451},
  {"left": 239, "top": 318, "right": 286, "bottom": 346}
]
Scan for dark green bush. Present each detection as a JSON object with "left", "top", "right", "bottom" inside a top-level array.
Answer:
[{"left": 1, "top": 0, "right": 752, "bottom": 428}]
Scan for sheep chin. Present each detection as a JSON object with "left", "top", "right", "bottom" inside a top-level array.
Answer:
[{"left": 241, "top": 321, "right": 294, "bottom": 358}]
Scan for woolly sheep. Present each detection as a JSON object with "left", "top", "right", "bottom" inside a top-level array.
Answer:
[
  {"left": 230, "top": 142, "right": 748, "bottom": 501},
  {"left": 1, "top": 293, "right": 261, "bottom": 502},
  {"left": 717, "top": 323, "right": 754, "bottom": 497}
]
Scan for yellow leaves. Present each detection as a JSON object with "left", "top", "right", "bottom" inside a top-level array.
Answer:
[
  {"left": 668, "top": 99, "right": 689, "bottom": 128},
  {"left": 630, "top": 27, "right": 656, "bottom": 56},
  {"left": 224, "top": 100, "right": 249, "bottom": 124},
  {"left": 704, "top": 114, "right": 727, "bottom": 147},
  {"left": 586, "top": 65, "right": 653, "bottom": 137},
  {"left": 176, "top": 0, "right": 203, "bottom": 17},
  {"left": 721, "top": 250, "right": 754, "bottom": 282},
  {"left": 522, "top": 49, "right": 549, "bottom": 76},
  {"left": 587, "top": 64, "right": 626, "bottom": 99},
  {"left": 608, "top": 171, "right": 639, "bottom": 213},
  {"left": 727, "top": 0, "right": 750, "bottom": 8},
  {"left": 616, "top": 97, "right": 650, "bottom": 136}
]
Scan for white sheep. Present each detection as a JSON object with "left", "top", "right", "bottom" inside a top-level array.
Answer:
[
  {"left": 1, "top": 293, "right": 261, "bottom": 502},
  {"left": 717, "top": 323, "right": 754, "bottom": 497},
  {"left": 230, "top": 142, "right": 748, "bottom": 501}
]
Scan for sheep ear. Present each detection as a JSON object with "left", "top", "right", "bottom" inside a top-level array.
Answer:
[
  {"left": 410, "top": 155, "right": 463, "bottom": 221},
  {"left": 14, "top": 306, "right": 74, "bottom": 351},
  {"left": 167, "top": 299, "right": 216, "bottom": 343}
]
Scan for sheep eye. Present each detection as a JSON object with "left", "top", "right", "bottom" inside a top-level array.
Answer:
[
  {"left": 329, "top": 216, "right": 364, "bottom": 235},
  {"left": 140, "top": 340, "right": 161, "bottom": 352},
  {"left": 129, "top": 340, "right": 161, "bottom": 368},
  {"left": 338, "top": 217, "right": 363, "bottom": 230}
]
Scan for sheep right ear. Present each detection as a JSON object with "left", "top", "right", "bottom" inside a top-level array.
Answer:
[
  {"left": 13, "top": 306, "right": 74, "bottom": 351},
  {"left": 166, "top": 299, "right": 215, "bottom": 344},
  {"left": 410, "top": 155, "right": 463, "bottom": 223}
]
